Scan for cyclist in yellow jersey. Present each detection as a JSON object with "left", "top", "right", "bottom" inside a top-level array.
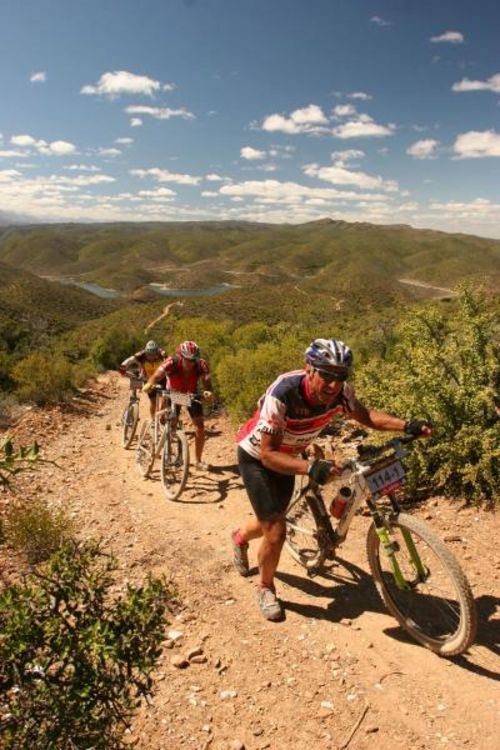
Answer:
[{"left": 119, "top": 340, "right": 166, "bottom": 418}]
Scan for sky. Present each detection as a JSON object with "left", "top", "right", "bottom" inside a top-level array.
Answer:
[{"left": 0, "top": 0, "right": 499, "bottom": 238}]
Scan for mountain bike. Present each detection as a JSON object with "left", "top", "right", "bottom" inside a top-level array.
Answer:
[
  {"left": 285, "top": 435, "right": 477, "bottom": 657},
  {"left": 121, "top": 371, "right": 143, "bottom": 449},
  {"left": 136, "top": 388, "right": 198, "bottom": 501}
]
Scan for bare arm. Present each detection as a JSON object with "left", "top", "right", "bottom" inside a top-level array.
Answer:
[
  {"left": 349, "top": 398, "right": 406, "bottom": 431},
  {"left": 260, "top": 431, "right": 310, "bottom": 475}
]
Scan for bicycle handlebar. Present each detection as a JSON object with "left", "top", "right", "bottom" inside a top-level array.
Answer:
[{"left": 355, "top": 434, "right": 419, "bottom": 461}]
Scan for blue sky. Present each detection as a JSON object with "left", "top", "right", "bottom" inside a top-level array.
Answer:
[{"left": 1, "top": 0, "right": 499, "bottom": 237}]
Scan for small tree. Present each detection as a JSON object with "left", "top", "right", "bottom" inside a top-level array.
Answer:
[
  {"left": 90, "top": 327, "right": 143, "bottom": 372},
  {"left": 356, "top": 287, "right": 499, "bottom": 501},
  {"left": 12, "top": 352, "right": 86, "bottom": 405},
  {"left": 0, "top": 540, "right": 170, "bottom": 749}
]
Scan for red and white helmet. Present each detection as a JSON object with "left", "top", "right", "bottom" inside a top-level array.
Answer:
[{"left": 177, "top": 340, "right": 200, "bottom": 360}]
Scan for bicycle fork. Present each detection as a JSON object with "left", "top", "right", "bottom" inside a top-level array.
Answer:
[{"left": 368, "top": 498, "right": 428, "bottom": 590}]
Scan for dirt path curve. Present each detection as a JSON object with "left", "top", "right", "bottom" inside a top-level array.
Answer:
[
  {"left": 10, "top": 375, "right": 500, "bottom": 750},
  {"left": 145, "top": 300, "right": 184, "bottom": 334},
  {"left": 397, "top": 279, "right": 458, "bottom": 299}
]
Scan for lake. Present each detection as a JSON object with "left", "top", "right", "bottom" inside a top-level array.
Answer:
[{"left": 148, "top": 282, "right": 237, "bottom": 297}]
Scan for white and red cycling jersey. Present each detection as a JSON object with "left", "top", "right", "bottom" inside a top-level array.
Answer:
[
  {"left": 155, "top": 354, "right": 210, "bottom": 394},
  {"left": 237, "top": 369, "right": 356, "bottom": 460}
]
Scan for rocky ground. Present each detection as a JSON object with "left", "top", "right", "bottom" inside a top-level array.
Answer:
[{"left": 3, "top": 374, "right": 500, "bottom": 750}]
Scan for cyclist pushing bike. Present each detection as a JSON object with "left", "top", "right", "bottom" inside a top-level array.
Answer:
[
  {"left": 232, "top": 338, "right": 432, "bottom": 621},
  {"left": 143, "top": 340, "right": 213, "bottom": 472},
  {"left": 119, "top": 340, "right": 166, "bottom": 418}
]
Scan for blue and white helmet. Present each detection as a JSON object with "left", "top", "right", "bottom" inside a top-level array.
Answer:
[
  {"left": 304, "top": 338, "right": 353, "bottom": 370},
  {"left": 145, "top": 340, "right": 160, "bottom": 355}
]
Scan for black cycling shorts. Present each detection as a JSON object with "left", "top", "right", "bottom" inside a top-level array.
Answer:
[
  {"left": 238, "top": 446, "right": 295, "bottom": 521},
  {"left": 172, "top": 399, "right": 203, "bottom": 419},
  {"left": 147, "top": 378, "right": 167, "bottom": 400}
]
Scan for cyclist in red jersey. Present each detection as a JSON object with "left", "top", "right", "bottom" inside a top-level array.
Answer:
[
  {"left": 232, "top": 338, "right": 432, "bottom": 621},
  {"left": 143, "top": 341, "right": 213, "bottom": 471}
]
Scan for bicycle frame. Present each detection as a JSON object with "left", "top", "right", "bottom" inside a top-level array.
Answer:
[
  {"left": 289, "top": 436, "right": 428, "bottom": 587},
  {"left": 150, "top": 389, "right": 199, "bottom": 457}
]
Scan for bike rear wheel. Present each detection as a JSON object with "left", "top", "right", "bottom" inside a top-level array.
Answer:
[
  {"left": 136, "top": 420, "right": 155, "bottom": 478},
  {"left": 285, "top": 482, "right": 327, "bottom": 571},
  {"left": 367, "top": 512, "right": 477, "bottom": 656},
  {"left": 121, "top": 400, "right": 139, "bottom": 449},
  {"left": 160, "top": 428, "right": 189, "bottom": 500}
]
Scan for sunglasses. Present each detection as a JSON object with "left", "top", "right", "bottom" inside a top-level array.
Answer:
[{"left": 313, "top": 367, "right": 350, "bottom": 383}]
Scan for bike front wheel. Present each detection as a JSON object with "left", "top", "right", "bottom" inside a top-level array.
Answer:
[
  {"left": 160, "top": 429, "right": 189, "bottom": 501},
  {"left": 285, "top": 481, "right": 328, "bottom": 571},
  {"left": 367, "top": 512, "right": 477, "bottom": 656},
  {"left": 121, "top": 400, "right": 139, "bottom": 449},
  {"left": 136, "top": 420, "right": 155, "bottom": 478}
]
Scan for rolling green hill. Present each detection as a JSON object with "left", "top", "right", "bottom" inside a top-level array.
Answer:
[
  {"left": 0, "top": 262, "right": 117, "bottom": 355},
  {"left": 0, "top": 220, "right": 498, "bottom": 302}
]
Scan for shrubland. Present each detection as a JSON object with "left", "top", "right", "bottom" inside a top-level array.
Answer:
[
  {"left": 356, "top": 287, "right": 499, "bottom": 501},
  {"left": 0, "top": 440, "right": 171, "bottom": 748}
]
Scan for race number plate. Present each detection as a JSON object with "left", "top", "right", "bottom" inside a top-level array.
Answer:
[
  {"left": 169, "top": 391, "right": 193, "bottom": 407},
  {"left": 365, "top": 460, "right": 405, "bottom": 497}
]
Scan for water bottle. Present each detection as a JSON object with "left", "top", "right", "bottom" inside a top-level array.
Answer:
[{"left": 330, "top": 486, "right": 352, "bottom": 519}]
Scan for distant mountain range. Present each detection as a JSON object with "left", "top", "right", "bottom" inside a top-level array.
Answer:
[{"left": 0, "top": 220, "right": 498, "bottom": 303}]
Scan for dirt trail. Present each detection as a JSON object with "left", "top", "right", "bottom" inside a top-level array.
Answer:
[
  {"left": 145, "top": 300, "right": 184, "bottom": 334},
  {"left": 9, "top": 375, "right": 500, "bottom": 750}
]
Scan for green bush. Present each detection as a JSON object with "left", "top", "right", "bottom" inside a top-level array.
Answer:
[
  {"left": 0, "top": 438, "right": 41, "bottom": 488},
  {"left": 0, "top": 540, "right": 170, "bottom": 750},
  {"left": 356, "top": 287, "right": 499, "bottom": 502},
  {"left": 216, "top": 336, "right": 306, "bottom": 425},
  {"left": 3, "top": 498, "right": 73, "bottom": 564},
  {"left": 12, "top": 352, "right": 87, "bottom": 405},
  {"left": 90, "top": 327, "right": 144, "bottom": 371}
]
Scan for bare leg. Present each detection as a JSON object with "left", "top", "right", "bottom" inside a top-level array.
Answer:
[
  {"left": 192, "top": 416, "right": 205, "bottom": 462},
  {"left": 149, "top": 396, "right": 156, "bottom": 419},
  {"left": 257, "top": 516, "right": 286, "bottom": 590},
  {"left": 237, "top": 516, "right": 264, "bottom": 543}
]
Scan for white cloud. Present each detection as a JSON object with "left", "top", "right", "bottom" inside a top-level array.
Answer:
[
  {"left": 130, "top": 118, "right": 143, "bottom": 127},
  {"left": 0, "top": 170, "right": 21, "bottom": 181},
  {"left": 261, "top": 104, "right": 329, "bottom": 135},
  {"left": 240, "top": 146, "right": 266, "bottom": 160},
  {"left": 40, "top": 140, "right": 77, "bottom": 156},
  {"left": 81, "top": 70, "right": 171, "bottom": 98},
  {"left": 332, "top": 114, "right": 395, "bottom": 139},
  {"left": 205, "top": 173, "right": 224, "bottom": 181},
  {"left": 452, "top": 130, "right": 500, "bottom": 158},
  {"left": 11, "top": 134, "right": 39, "bottom": 147},
  {"left": 10, "top": 134, "right": 77, "bottom": 156},
  {"left": 219, "top": 179, "right": 389, "bottom": 204},
  {"left": 115, "top": 137, "right": 133, "bottom": 145},
  {"left": 406, "top": 139, "right": 440, "bottom": 159},
  {"left": 0, "top": 150, "right": 28, "bottom": 158},
  {"left": 430, "top": 31, "right": 464, "bottom": 44},
  {"left": 130, "top": 167, "right": 201, "bottom": 185},
  {"left": 370, "top": 16, "right": 392, "bottom": 27},
  {"left": 64, "top": 164, "right": 101, "bottom": 172},
  {"left": 452, "top": 73, "right": 500, "bottom": 94},
  {"left": 268, "top": 145, "right": 295, "bottom": 158},
  {"left": 330, "top": 149, "right": 365, "bottom": 164},
  {"left": 333, "top": 104, "right": 357, "bottom": 117},
  {"left": 98, "top": 147, "right": 122, "bottom": 157},
  {"left": 138, "top": 187, "right": 176, "bottom": 200},
  {"left": 30, "top": 71, "right": 46, "bottom": 83},
  {"left": 304, "top": 162, "right": 398, "bottom": 192},
  {"left": 201, "top": 191, "right": 219, "bottom": 197},
  {"left": 125, "top": 105, "right": 195, "bottom": 121},
  {"left": 347, "top": 91, "right": 372, "bottom": 101}
]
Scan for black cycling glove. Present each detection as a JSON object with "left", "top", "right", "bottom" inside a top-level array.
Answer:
[
  {"left": 404, "top": 419, "right": 432, "bottom": 436},
  {"left": 308, "top": 459, "right": 334, "bottom": 485}
]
